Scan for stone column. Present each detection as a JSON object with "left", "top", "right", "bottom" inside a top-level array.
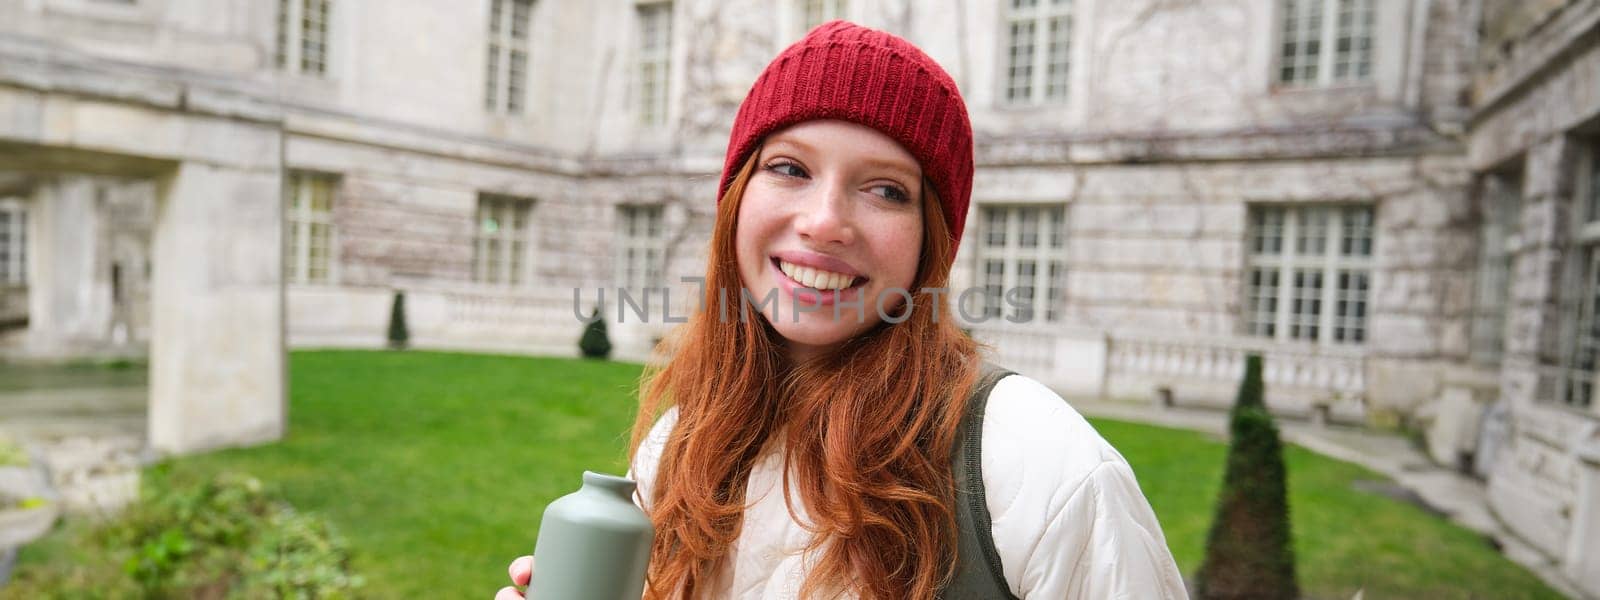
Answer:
[
  {"left": 147, "top": 161, "right": 284, "bottom": 455},
  {"left": 25, "top": 178, "right": 107, "bottom": 355},
  {"left": 1500, "top": 135, "right": 1579, "bottom": 405}
]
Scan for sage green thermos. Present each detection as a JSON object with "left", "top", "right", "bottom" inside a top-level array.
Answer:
[{"left": 527, "top": 471, "right": 654, "bottom": 600}]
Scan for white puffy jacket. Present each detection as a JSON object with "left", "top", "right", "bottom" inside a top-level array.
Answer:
[{"left": 630, "top": 373, "right": 1191, "bottom": 599}]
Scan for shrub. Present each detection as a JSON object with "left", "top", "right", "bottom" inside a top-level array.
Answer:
[
  {"left": 4, "top": 468, "right": 364, "bottom": 598},
  {"left": 1195, "top": 354, "right": 1298, "bottom": 600},
  {"left": 1231, "top": 353, "right": 1264, "bottom": 413},
  {"left": 578, "top": 308, "right": 612, "bottom": 360},
  {"left": 388, "top": 290, "right": 410, "bottom": 350}
]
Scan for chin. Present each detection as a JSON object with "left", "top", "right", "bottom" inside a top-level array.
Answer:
[{"left": 767, "top": 316, "right": 869, "bottom": 350}]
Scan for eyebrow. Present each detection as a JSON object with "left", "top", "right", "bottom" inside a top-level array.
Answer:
[{"left": 763, "top": 137, "right": 922, "bottom": 183}]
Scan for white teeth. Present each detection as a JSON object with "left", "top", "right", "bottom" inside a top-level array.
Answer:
[{"left": 777, "top": 259, "right": 856, "bottom": 290}]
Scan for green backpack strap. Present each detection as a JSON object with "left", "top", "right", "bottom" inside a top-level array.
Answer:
[{"left": 940, "top": 362, "right": 1021, "bottom": 600}]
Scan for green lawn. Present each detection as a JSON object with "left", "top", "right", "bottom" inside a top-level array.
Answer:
[
  {"left": 1096, "top": 419, "right": 1561, "bottom": 599},
  {"left": 15, "top": 350, "right": 1562, "bottom": 599}
]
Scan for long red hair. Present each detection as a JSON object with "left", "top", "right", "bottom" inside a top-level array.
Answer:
[{"left": 629, "top": 148, "right": 982, "bottom": 599}]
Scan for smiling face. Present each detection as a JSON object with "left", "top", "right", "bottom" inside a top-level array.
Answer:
[{"left": 734, "top": 120, "right": 926, "bottom": 363}]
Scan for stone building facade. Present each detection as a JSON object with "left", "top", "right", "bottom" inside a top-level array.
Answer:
[
  {"left": 1465, "top": 0, "right": 1600, "bottom": 594},
  {"left": 1, "top": 0, "right": 1597, "bottom": 594}
]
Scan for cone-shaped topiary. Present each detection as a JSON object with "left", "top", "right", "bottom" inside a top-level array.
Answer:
[
  {"left": 578, "top": 308, "right": 611, "bottom": 360},
  {"left": 1196, "top": 354, "right": 1298, "bottom": 600},
  {"left": 1233, "top": 353, "right": 1265, "bottom": 413},
  {"left": 387, "top": 290, "right": 409, "bottom": 350}
]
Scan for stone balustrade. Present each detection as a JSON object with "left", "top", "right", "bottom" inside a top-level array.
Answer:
[{"left": 970, "top": 324, "right": 1368, "bottom": 422}]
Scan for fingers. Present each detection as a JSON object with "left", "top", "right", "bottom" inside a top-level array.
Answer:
[
  {"left": 509, "top": 555, "right": 534, "bottom": 587},
  {"left": 495, "top": 585, "right": 524, "bottom": 600}
]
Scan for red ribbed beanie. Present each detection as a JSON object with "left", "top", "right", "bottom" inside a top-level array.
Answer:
[{"left": 719, "top": 20, "right": 975, "bottom": 256}]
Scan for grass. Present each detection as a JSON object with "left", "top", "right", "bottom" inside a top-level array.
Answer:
[
  {"left": 14, "top": 350, "right": 1563, "bottom": 599},
  {"left": 1096, "top": 419, "right": 1562, "bottom": 599}
]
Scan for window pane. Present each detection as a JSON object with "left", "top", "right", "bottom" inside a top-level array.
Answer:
[
  {"left": 485, "top": 45, "right": 500, "bottom": 110},
  {"left": 1016, "top": 260, "right": 1036, "bottom": 322},
  {"left": 1045, "top": 16, "right": 1070, "bottom": 99},
  {"left": 1006, "top": 20, "right": 1035, "bottom": 102},
  {"left": 508, "top": 49, "right": 527, "bottom": 113},
  {"left": 1589, "top": 150, "right": 1600, "bottom": 224},
  {"left": 985, "top": 208, "right": 1007, "bottom": 247},
  {"left": 617, "top": 205, "right": 665, "bottom": 290},
  {"left": 1048, "top": 205, "right": 1066, "bottom": 248},
  {"left": 285, "top": 225, "right": 301, "bottom": 281},
  {"left": 510, "top": 240, "right": 526, "bottom": 284},
  {"left": 983, "top": 260, "right": 1005, "bottom": 319},
  {"left": 1334, "top": 270, "right": 1368, "bottom": 343},
  {"left": 648, "top": 249, "right": 663, "bottom": 281},
  {"left": 1290, "top": 269, "right": 1322, "bottom": 340},
  {"left": 1340, "top": 206, "right": 1373, "bottom": 256},
  {"left": 1018, "top": 208, "right": 1038, "bottom": 248},
  {"left": 1279, "top": 0, "right": 1324, "bottom": 85},
  {"left": 1297, "top": 207, "right": 1329, "bottom": 255},
  {"left": 1333, "top": 0, "right": 1374, "bottom": 83},
  {"left": 0, "top": 209, "right": 13, "bottom": 284},
  {"left": 511, "top": 0, "right": 531, "bottom": 40},
  {"left": 1247, "top": 267, "right": 1279, "bottom": 337},
  {"left": 1047, "top": 261, "right": 1064, "bottom": 322},
  {"left": 977, "top": 204, "right": 1067, "bottom": 323},
  {"left": 301, "top": 0, "right": 329, "bottom": 75},
  {"left": 276, "top": 0, "right": 291, "bottom": 69},
  {"left": 636, "top": 3, "right": 671, "bottom": 125},
  {"left": 285, "top": 172, "right": 337, "bottom": 283},
  {"left": 1565, "top": 250, "right": 1600, "bottom": 408},
  {"left": 1251, "top": 207, "right": 1285, "bottom": 255}
]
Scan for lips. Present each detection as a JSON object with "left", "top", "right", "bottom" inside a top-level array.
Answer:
[{"left": 768, "top": 255, "right": 869, "bottom": 308}]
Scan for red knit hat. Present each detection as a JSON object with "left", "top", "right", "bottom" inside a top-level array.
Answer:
[{"left": 719, "top": 20, "right": 975, "bottom": 256}]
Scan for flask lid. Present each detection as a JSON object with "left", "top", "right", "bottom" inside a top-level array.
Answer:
[{"left": 582, "top": 470, "right": 638, "bottom": 497}]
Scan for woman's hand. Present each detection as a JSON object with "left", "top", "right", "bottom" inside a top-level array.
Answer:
[{"left": 494, "top": 556, "right": 534, "bottom": 600}]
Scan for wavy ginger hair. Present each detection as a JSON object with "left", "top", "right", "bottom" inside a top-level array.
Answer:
[{"left": 628, "top": 145, "right": 983, "bottom": 599}]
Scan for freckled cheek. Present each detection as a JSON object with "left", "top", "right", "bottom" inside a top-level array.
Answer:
[
  {"left": 859, "top": 226, "right": 922, "bottom": 291},
  {"left": 734, "top": 212, "right": 781, "bottom": 284}
]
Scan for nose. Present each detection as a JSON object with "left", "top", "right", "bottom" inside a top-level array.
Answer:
[{"left": 794, "top": 179, "right": 855, "bottom": 246}]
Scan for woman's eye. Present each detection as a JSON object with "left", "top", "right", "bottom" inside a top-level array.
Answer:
[
  {"left": 765, "top": 162, "right": 808, "bottom": 179},
  {"left": 868, "top": 184, "right": 911, "bottom": 203}
]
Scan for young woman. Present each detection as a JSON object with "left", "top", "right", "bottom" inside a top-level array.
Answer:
[{"left": 500, "top": 21, "right": 1187, "bottom": 600}]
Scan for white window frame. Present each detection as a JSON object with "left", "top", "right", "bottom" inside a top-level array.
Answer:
[
  {"left": 1277, "top": 0, "right": 1375, "bottom": 87},
  {"left": 616, "top": 205, "right": 665, "bottom": 292},
  {"left": 1244, "top": 205, "right": 1374, "bottom": 345},
  {"left": 472, "top": 193, "right": 536, "bottom": 287},
  {"left": 974, "top": 205, "right": 1067, "bottom": 323},
  {"left": 1469, "top": 171, "right": 1522, "bottom": 365},
  {"left": 284, "top": 171, "right": 338, "bottom": 285},
  {"left": 276, "top": 0, "right": 332, "bottom": 77},
  {"left": 635, "top": 1, "right": 673, "bottom": 128},
  {"left": 1556, "top": 143, "right": 1600, "bottom": 413},
  {"left": 486, "top": 0, "right": 534, "bottom": 114},
  {"left": 1001, "top": 0, "right": 1073, "bottom": 106},
  {"left": 0, "top": 198, "right": 27, "bottom": 287}
]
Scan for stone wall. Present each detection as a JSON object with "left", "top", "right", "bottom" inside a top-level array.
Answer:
[{"left": 1465, "top": 0, "right": 1600, "bottom": 595}]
